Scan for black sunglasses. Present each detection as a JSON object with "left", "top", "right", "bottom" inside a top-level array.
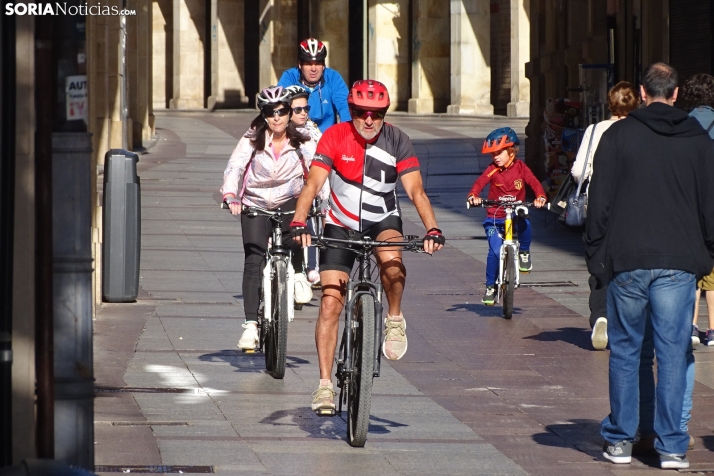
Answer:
[
  {"left": 351, "top": 107, "right": 386, "bottom": 120},
  {"left": 263, "top": 107, "right": 290, "bottom": 118},
  {"left": 292, "top": 106, "right": 311, "bottom": 114}
]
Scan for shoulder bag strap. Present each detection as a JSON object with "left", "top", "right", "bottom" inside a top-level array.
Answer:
[
  {"left": 238, "top": 149, "right": 257, "bottom": 200},
  {"left": 295, "top": 148, "right": 309, "bottom": 180},
  {"left": 575, "top": 123, "right": 597, "bottom": 196}
]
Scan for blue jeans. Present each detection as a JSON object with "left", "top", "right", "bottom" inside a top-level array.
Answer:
[
  {"left": 601, "top": 269, "right": 695, "bottom": 456},
  {"left": 638, "top": 318, "right": 695, "bottom": 436},
  {"left": 483, "top": 217, "right": 531, "bottom": 286}
]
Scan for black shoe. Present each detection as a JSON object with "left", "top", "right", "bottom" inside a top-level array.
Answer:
[
  {"left": 482, "top": 286, "right": 496, "bottom": 306},
  {"left": 518, "top": 251, "right": 532, "bottom": 272}
]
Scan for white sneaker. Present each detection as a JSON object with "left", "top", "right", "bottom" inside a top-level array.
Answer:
[
  {"left": 294, "top": 273, "right": 313, "bottom": 304},
  {"left": 307, "top": 269, "right": 320, "bottom": 285},
  {"left": 237, "top": 323, "right": 259, "bottom": 350},
  {"left": 592, "top": 317, "right": 608, "bottom": 350},
  {"left": 383, "top": 315, "right": 408, "bottom": 360}
]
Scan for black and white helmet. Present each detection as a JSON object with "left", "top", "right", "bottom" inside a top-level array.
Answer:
[
  {"left": 298, "top": 38, "right": 327, "bottom": 63},
  {"left": 256, "top": 86, "right": 291, "bottom": 110},
  {"left": 285, "top": 85, "right": 310, "bottom": 101}
]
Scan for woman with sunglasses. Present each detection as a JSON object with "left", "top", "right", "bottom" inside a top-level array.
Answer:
[
  {"left": 286, "top": 85, "right": 324, "bottom": 286},
  {"left": 285, "top": 85, "right": 322, "bottom": 142},
  {"left": 220, "top": 85, "right": 327, "bottom": 351}
]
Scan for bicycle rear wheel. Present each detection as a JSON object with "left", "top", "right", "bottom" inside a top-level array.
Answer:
[
  {"left": 264, "top": 259, "right": 289, "bottom": 379},
  {"left": 347, "top": 293, "right": 375, "bottom": 447},
  {"left": 502, "top": 247, "right": 515, "bottom": 319}
]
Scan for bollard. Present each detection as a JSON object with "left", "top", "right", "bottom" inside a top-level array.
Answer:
[{"left": 102, "top": 149, "right": 140, "bottom": 302}]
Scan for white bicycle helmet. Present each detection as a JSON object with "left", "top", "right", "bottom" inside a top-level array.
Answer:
[
  {"left": 298, "top": 38, "right": 327, "bottom": 62},
  {"left": 256, "top": 86, "right": 291, "bottom": 110},
  {"left": 285, "top": 85, "right": 310, "bottom": 101}
]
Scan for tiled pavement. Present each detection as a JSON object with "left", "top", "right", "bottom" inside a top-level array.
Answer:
[{"left": 94, "top": 111, "right": 714, "bottom": 475}]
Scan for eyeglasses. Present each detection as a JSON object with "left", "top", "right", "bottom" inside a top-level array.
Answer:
[
  {"left": 292, "top": 106, "right": 311, "bottom": 114},
  {"left": 351, "top": 107, "right": 387, "bottom": 120},
  {"left": 263, "top": 107, "right": 290, "bottom": 118}
]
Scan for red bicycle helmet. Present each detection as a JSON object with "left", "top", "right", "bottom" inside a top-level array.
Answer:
[
  {"left": 298, "top": 38, "right": 327, "bottom": 63},
  {"left": 347, "top": 80, "right": 390, "bottom": 110}
]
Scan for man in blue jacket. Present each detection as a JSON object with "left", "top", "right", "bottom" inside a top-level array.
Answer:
[{"left": 278, "top": 38, "right": 351, "bottom": 133}]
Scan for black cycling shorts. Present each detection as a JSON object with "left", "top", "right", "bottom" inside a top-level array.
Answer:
[{"left": 319, "top": 214, "right": 403, "bottom": 274}]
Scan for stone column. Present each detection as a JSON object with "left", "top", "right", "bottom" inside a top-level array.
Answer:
[
  {"left": 368, "top": 0, "right": 410, "bottom": 111},
  {"left": 312, "top": 0, "right": 350, "bottom": 81},
  {"left": 447, "top": 0, "right": 493, "bottom": 115},
  {"left": 128, "top": 0, "right": 153, "bottom": 141},
  {"left": 152, "top": 0, "right": 172, "bottom": 109},
  {"left": 408, "top": 0, "right": 450, "bottom": 113},
  {"left": 258, "top": 0, "right": 276, "bottom": 88},
  {"left": 507, "top": 0, "right": 529, "bottom": 117},
  {"left": 12, "top": 14, "right": 37, "bottom": 463},
  {"left": 87, "top": 0, "right": 126, "bottom": 311},
  {"left": 169, "top": 0, "right": 205, "bottom": 109},
  {"left": 208, "top": 0, "right": 247, "bottom": 109}
]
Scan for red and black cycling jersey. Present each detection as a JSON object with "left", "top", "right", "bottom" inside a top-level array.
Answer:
[{"left": 312, "top": 121, "right": 420, "bottom": 231}]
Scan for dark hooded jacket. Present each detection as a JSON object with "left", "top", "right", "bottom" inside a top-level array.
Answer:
[{"left": 584, "top": 102, "right": 714, "bottom": 285}]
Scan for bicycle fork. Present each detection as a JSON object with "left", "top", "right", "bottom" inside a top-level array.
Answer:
[{"left": 262, "top": 251, "right": 295, "bottom": 324}]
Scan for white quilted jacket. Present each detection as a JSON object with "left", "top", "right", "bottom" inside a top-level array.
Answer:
[{"left": 220, "top": 130, "right": 328, "bottom": 210}]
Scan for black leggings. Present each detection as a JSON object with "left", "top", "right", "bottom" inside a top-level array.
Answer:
[{"left": 241, "top": 197, "right": 303, "bottom": 322}]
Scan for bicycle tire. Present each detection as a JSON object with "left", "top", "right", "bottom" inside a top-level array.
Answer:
[
  {"left": 347, "top": 293, "right": 375, "bottom": 447},
  {"left": 265, "top": 259, "right": 289, "bottom": 378},
  {"left": 503, "top": 247, "right": 515, "bottom": 319}
]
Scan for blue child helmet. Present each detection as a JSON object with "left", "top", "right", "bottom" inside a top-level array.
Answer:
[{"left": 482, "top": 127, "right": 520, "bottom": 154}]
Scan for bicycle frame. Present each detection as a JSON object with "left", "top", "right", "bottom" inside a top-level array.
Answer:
[
  {"left": 495, "top": 206, "right": 520, "bottom": 304},
  {"left": 243, "top": 207, "right": 296, "bottom": 324},
  {"left": 311, "top": 235, "right": 423, "bottom": 413}
]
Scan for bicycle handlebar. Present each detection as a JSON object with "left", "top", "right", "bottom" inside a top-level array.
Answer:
[
  {"left": 310, "top": 234, "right": 425, "bottom": 253},
  {"left": 220, "top": 201, "right": 321, "bottom": 218},
  {"left": 466, "top": 199, "right": 533, "bottom": 209}
]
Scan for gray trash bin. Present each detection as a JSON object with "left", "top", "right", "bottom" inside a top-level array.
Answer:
[{"left": 102, "top": 149, "right": 140, "bottom": 302}]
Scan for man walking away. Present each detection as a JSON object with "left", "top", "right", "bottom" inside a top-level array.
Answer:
[{"left": 585, "top": 62, "right": 714, "bottom": 469}]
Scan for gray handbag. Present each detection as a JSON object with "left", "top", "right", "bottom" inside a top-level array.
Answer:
[{"left": 565, "top": 124, "right": 597, "bottom": 227}]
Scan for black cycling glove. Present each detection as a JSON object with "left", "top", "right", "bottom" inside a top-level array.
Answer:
[
  {"left": 423, "top": 228, "right": 445, "bottom": 247},
  {"left": 290, "top": 221, "right": 310, "bottom": 240}
]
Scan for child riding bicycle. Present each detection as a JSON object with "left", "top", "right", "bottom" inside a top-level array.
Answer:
[{"left": 467, "top": 127, "right": 547, "bottom": 305}]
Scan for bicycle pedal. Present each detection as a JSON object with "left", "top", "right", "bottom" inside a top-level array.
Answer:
[{"left": 315, "top": 408, "right": 336, "bottom": 417}]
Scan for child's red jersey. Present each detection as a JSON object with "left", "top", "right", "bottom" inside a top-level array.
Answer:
[{"left": 468, "top": 159, "right": 546, "bottom": 218}]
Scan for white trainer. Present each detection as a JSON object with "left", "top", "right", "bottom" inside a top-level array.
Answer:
[
  {"left": 307, "top": 269, "right": 320, "bottom": 285},
  {"left": 294, "top": 273, "right": 313, "bottom": 304},
  {"left": 383, "top": 315, "right": 408, "bottom": 360},
  {"left": 592, "top": 317, "right": 608, "bottom": 350},
  {"left": 237, "top": 322, "right": 259, "bottom": 350}
]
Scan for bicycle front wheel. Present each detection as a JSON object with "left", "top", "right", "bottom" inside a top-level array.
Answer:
[
  {"left": 347, "top": 293, "right": 375, "bottom": 447},
  {"left": 265, "top": 259, "right": 289, "bottom": 379},
  {"left": 502, "top": 247, "right": 516, "bottom": 319}
]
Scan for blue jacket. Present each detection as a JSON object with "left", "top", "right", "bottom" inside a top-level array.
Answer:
[
  {"left": 278, "top": 67, "right": 351, "bottom": 133},
  {"left": 690, "top": 105, "right": 714, "bottom": 139}
]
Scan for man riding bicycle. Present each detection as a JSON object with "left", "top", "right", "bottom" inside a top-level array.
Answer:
[
  {"left": 290, "top": 80, "right": 445, "bottom": 415},
  {"left": 278, "top": 38, "right": 351, "bottom": 133}
]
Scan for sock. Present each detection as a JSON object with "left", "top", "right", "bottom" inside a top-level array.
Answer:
[
  {"left": 320, "top": 379, "right": 332, "bottom": 389},
  {"left": 387, "top": 313, "right": 403, "bottom": 322}
]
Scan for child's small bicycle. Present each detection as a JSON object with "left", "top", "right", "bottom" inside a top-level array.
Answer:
[{"left": 467, "top": 198, "right": 532, "bottom": 319}]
